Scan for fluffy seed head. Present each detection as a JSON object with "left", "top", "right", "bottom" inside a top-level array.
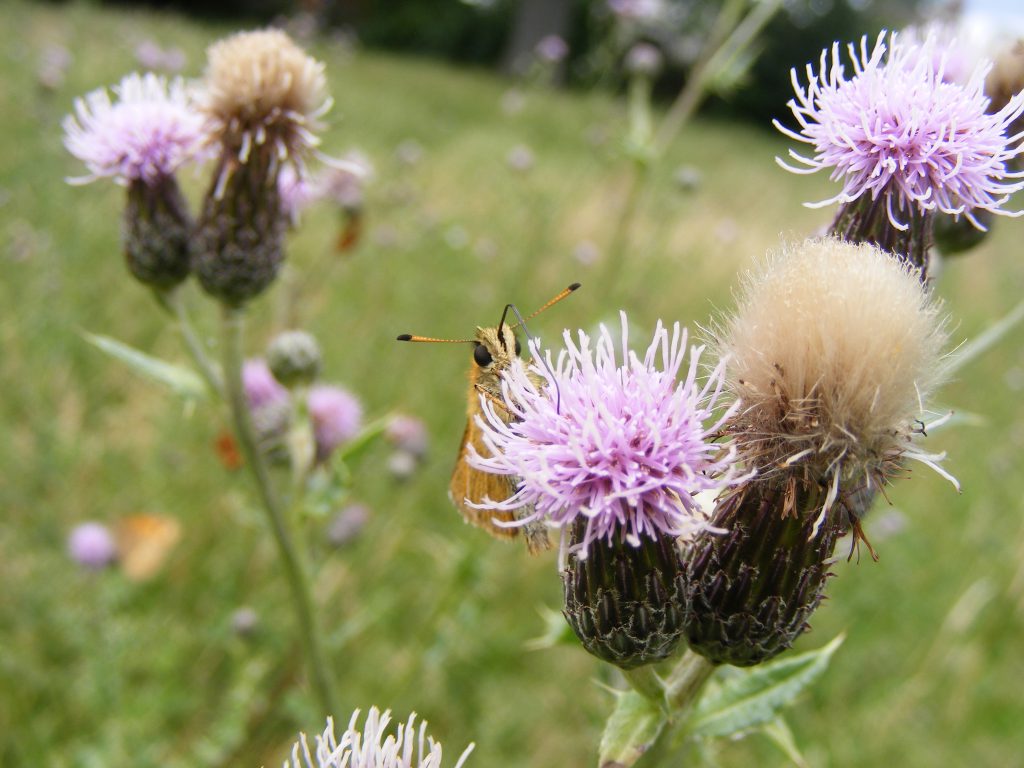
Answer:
[
  {"left": 468, "top": 312, "right": 740, "bottom": 559},
  {"left": 201, "top": 29, "right": 329, "bottom": 165},
  {"left": 775, "top": 31, "right": 1024, "bottom": 230},
  {"left": 285, "top": 709, "right": 474, "bottom": 768},
  {"left": 63, "top": 72, "right": 206, "bottom": 185},
  {"left": 720, "top": 238, "right": 954, "bottom": 509}
]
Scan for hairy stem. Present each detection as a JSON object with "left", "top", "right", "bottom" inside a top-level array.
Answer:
[{"left": 221, "top": 305, "right": 338, "bottom": 717}]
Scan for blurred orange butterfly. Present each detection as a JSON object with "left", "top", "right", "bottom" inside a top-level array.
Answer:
[{"left": 115, "top": 514, "right": 182, "bottom": 581}]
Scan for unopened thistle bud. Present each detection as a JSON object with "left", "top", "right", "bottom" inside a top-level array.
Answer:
[
  {"left": 194, "top": 29, "right": 330, "bottom": 305},
  {"left": 123, "top": 175, "right": 194, "bottom": 288},
  {"left": 267, "top": 330, "right": 322, "bottom": 388},
  {"left": 469, "top": 313, "right": 740, "bottom": 668},
  {"left": 682, "top": 237, "right": 955, "bottom": 666}
]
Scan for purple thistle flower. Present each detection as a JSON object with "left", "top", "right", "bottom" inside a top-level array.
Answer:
[
  {"left": 63, "top": 73, "right": 207, "bottom": 186},
  {"left": 468, "top": 312, "right": 740, "bottom": 559},
  {"left": 309, "top": 385, "right": 363, "bottom": 459},
  {"left": 243, "top": 358, "right": 289, "bottom": 411},
  {"left": 385, "top": 414, "right": 429, "bottom": 457},
  {"left": 67, "top": 522, "right": 117, "bottom": 570},
  {"left": 775, "top": 31, "right": 1024, "bottom": 230}
]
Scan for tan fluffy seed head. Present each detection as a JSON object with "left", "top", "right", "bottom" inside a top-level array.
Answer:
[
  {"left": 720, "top": 237, "right": 948, "bottom": 487},
  {"left": 202, "top": 29, "right": 328, "bottom": 162},
  {"left": 986, "top": 39, "right": 1024, "bottom": 113}
]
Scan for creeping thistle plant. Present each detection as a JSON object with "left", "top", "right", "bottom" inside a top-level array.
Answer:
[{"left": 64, "top": 30, "right": 403, "bottom": 722}]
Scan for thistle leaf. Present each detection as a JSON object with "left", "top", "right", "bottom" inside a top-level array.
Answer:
[
  {"left": 82, "top": 331, "right": 206, "bottom": 399},
  {"left": 686, "top": 633, "right": 844, "bottom": 739},
  {"left": 759, "top": 717, "right": 809, "bottom": 767},
  {"left": 598, "top": 689, "right": 667, "bottom": 768}
]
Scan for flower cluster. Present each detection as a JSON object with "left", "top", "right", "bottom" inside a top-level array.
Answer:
[{"left": 468, "top": 312, "right": 739, "bottom": 559}]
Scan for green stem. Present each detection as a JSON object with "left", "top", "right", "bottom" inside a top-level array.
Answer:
[
  {"left": 623, "top": 666, "right": 668, "bottom": 713},
  {"left": 220, "top": 305, "right": 338, "bottom": 717},
  {"left": 664, "top": 650, "right": 716, "bottom": 712},
  {"left": 601, "top": 161, "right": 648, "bottom": 293},
  {"left": 153, "top": 287, "right": 224, "bottom": 397}
]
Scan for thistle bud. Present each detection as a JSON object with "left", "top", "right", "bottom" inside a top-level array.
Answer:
[
  {"left": 681, "top": 480, "right": 839, "bottom": 666},
  {"left": 266, "top": 330, "right": 322, "bottom": 388},
  {"left": 563, "top": 522, "right": 688, "bottom": 669},
  {"left": 123, "top": 175, "right": 193, "bottom": 288}
]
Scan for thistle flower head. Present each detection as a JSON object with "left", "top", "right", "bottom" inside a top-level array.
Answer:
[
  {"left": 200, "top": 28, "right": 328, "bottom": 170},
  {"left": 309, "top": 384, "right": 363, "bottom": 459},
  {"left": 67, "top": 522, "right": 117, "bottom": 570},
  {"left": 243, "top": 358, "right": 289, "bottom": 410},
  {"left": 720, "top": 238, "right": 955, "bottom": 523},
  {"left": 775, "top": 31, "right": 1024, "bottom": 230},
  {"left": 285, "top": 709, "right": 473, "bottom": 768},
  {"left": 63, "top": 72, "right": 206, "bottom": 185},
  {"left": 469, "top": 312, "right": 740, "bottom": 559}
]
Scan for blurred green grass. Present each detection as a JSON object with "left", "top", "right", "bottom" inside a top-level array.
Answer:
[{"left": 3, "top": 1, "right": 1024, "bottom": 766}]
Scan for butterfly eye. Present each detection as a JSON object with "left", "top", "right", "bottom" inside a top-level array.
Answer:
[
  {"left": 473, "top": 343, "right": 493, "bottom": 367},
  {"left": 514, "top": 337, "right": 522, "bottom": 356}
]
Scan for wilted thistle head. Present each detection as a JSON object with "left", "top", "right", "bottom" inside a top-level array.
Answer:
[
  {"left": 63, "top": 73, "right": 205, "bottom": 288},
  {"left": 201, "top": 28, "right": 329, "bottom": 172},
  {"left": 284, "top": 709, "right": 474, "bottom": 768},
  {"left": 470, "top": 311, "right": 739, "bottom": 558},
  {"left": 720, "top": 237, "right": 955, "bottom": 521},
  {"left": 775, "top": 31, "right": 1024, "bottom": 247},
  {"left": 194, "top": 29, "right": 330, "bottom": 305}
]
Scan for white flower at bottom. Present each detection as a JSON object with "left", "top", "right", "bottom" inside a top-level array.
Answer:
[{"left": 285, "top": 709, "right": 474, "bottom": 768}]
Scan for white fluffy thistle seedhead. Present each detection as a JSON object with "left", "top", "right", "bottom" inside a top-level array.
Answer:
[{"left": 720, "top": 237, "right": 954, "bottom": 515}]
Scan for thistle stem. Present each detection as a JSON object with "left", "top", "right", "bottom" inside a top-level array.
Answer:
[
  {"left": 623, "top": 666, "right": 668, "bottom": 713},
  {"left": 220, "top": 305, "right": 338, "bottom": 717},
  {"left": 153, "top": 287, "right": 224, "bottom": 397},
  {"left": 664, "top": 650, "right": 716, "bottom": 712}
]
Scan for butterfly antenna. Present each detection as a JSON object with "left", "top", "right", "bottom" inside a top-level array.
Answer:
[
  {"left": 396, "top": 334, "right": 475, "bottom": 344},
  {"left": 510, "top": 282, "right": 581, "bottom": 329}
]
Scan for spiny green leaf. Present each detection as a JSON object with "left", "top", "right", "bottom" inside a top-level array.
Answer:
[
  {"left": 598, "top": 689, "right": 667, "bottom": 768},
  {"left": 82, "top": 331, "right": 206, "bottom": 399},
  {"left": 686, "top": 634, "right": 844, "bottom": 739}
]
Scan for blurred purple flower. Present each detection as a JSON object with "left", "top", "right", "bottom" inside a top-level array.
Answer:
[
  {"left": 68, "top": 522, "right": 117, "bottom": 570},
  {"left": 243, "top": 358, "right": 289, "bottom": 410},
  {"left": 315, "top": 151, "right": 373, "bottom": 211},
  {"left": 387, "top": 450, "right": 418, "bottom": 480},
  {"left": 385, "top": 414, "right": 428, "bottom": 457},
  {"left": 775, "top": 31, "right": 1024, "bottom": 230},
  {"left": 135, "top": 40, "right": 188, "bottom": 73},
  {"left": 309, "top": 385, "right": 363, "bottom": 459},
  {"left": 535, "top": 35, "right": 568, "bottom": 64},
  {"left": 231, "top": 606, "right": 259, "bottom": 637},
  {"left": 625, "top": 42, "right": 663, "bottom": 76},
  {"left": 278, "top": 164, "right": 317, "bottom": 223},
  {"left": 327, "top": 503, "right": 370, "bottom": 547},
  {"left": 608, "top": 0, "right": 665, "bottom": 22},
  {"left": 506, "top": 144, "right": 535, "bottom": 173},
  {"left": 468, "top": 312, "right": 740, "bottom": 559},
  {"left": 63, "top": 73, "right": 206, "bottom": 186},
  {"left": 38, "top": 43, "right": 72, "bottom": 90}
]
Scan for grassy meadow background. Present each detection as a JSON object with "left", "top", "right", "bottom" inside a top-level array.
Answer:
[{"left": 3, "top": 1, "right": 1024, "bottom": 765}]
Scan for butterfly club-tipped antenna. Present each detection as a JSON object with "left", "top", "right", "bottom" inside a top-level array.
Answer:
[{"left": 396, "top": 333, "right": 476, "bottom": 344}]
